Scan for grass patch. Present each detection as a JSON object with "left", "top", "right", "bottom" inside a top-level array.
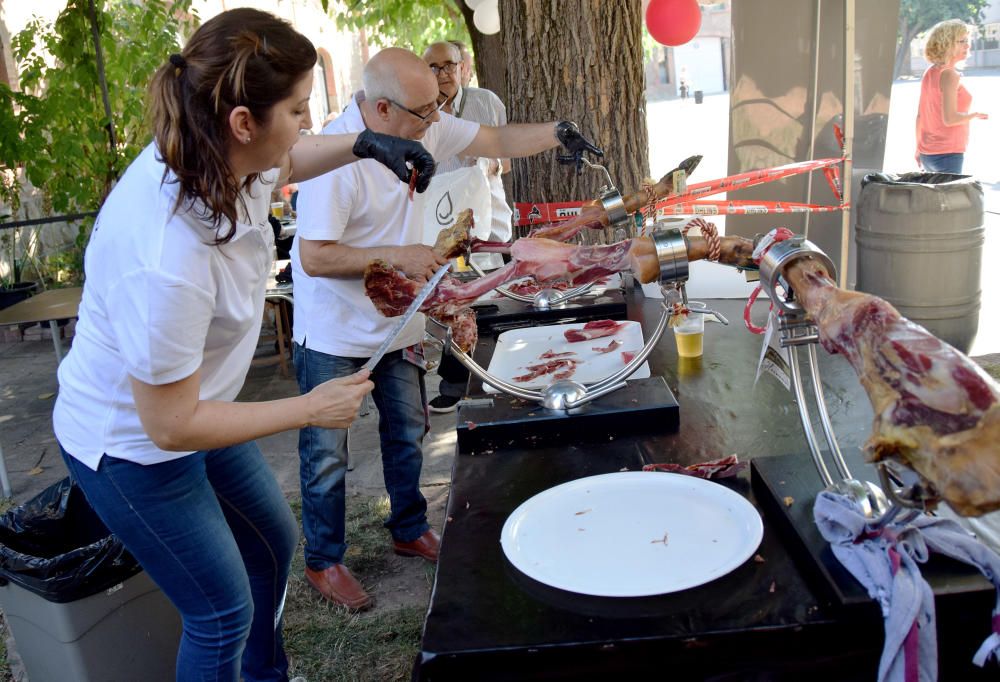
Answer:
[
  {"left": 284, "top": 496, "right": 428, "bottom": 681},
  {"left": 284, "top": 603, "right": 424, "bottom": 682},
  {"left": 0, "top": 495, "right": 428, "bottom": 682},
  {"left": 0, "top": 614, "right": 9, "bottom": 682}
]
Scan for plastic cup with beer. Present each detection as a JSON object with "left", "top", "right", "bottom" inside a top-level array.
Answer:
[
  {"left": 673, "top": 301, "right": 706, "bottom": 358},
  {"left": 270, "top": 202, "right": 285, "bottom": 220}
]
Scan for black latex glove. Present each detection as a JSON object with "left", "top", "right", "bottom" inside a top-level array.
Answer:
[
  {"left": 555, "top": 120, "right": 604, "bottom": 175},
  {"left": 353, "top": 129, "right": 437, "bottom": 193}
]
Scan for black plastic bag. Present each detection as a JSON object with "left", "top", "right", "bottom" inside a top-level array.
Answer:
[
  {"left": 862, "top": 171, "right": 979, "bottom": 189},
  {"left": 0, "top": 478, "right": 142, "bottom": 603}
]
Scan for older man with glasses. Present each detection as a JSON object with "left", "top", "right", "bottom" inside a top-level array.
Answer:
[
  {"left": 421, "top": 40, "right": 513, "bottom": 413},
  {"left": 289, "top": 47, "right": 602, "bottom": 610},
  {"left": 449, "top": 39, "right": 474, "bottom": 88}
]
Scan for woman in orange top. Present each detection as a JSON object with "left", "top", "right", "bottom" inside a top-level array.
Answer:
[{"left": 915, "top": 20, "right": 988, "bottom": 174}]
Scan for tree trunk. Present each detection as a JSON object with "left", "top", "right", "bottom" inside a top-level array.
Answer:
[
  {"left": 455, "top": 1, "right": 507, "bottom": 96},
  {"left": 893, "top": 21, "right": 919, "bottom": 80},
  {"left": 500, "top": 0, "right": 649, "bottom": 241}
]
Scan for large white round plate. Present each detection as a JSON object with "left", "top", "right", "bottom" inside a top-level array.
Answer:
[{"left": 500, "top": 472, "right": 763, "bottom": 597}]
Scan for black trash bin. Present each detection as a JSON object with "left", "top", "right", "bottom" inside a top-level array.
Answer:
[
  {"left": 694, "top": 90, "right": 704, "bottom": 104},
  {"left": 855, "top": 171, "right": 983, "bottom": 353},
  {"left": 0, "top": 478, "right": 181, "bottom": 681}
]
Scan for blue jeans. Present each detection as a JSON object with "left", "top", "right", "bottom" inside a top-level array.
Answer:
[
  {"left": 61, "top": 442, "right": 297, "bottom": 682},
  {"left": 293, "top": 343, "right": 430, "bottom": 569},
  {"left": 919, "top": 152, "right": 964, "bottom": 174}
]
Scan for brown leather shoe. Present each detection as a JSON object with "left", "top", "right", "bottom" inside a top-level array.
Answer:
[
  {"left": 393, "top": 529, "right": 440, "bottom": 563},
  {"left": 304, "top": 565, "right": 372, "bottom": 611}
]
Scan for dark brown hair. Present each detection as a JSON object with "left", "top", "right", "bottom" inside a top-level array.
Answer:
[{"left": 148, "top": 9, "right": 316, "bottom": 242}]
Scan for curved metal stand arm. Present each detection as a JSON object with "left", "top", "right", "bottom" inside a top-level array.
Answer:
[
  {"left": 786, "top": 344, "right": 835, "bottom": 488},
  {"left": 451, "top": 345, "right": 546, "bottom": 400},
  {"left": 424, "top": 304, "right": 655, "bottom": 407},
  {"left": 468, "top": 260, "right": 597, "bottom": 305},
  {"left": 806, "top": 343, "right": 852, "bottom": 480},
  {"left": 424, "top": 317, "right": 544, "bottom": 401},
  {"left": 543, "top": 281, "right": 597, "bottom": 305}
]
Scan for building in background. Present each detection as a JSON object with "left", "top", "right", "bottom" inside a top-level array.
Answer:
[{"left": 644, "top": 0, "right": 730, "bottom": 100}]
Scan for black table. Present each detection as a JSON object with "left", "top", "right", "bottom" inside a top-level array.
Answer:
[{"left": 415, "top": 296, "right": 996, "bottom": 681}]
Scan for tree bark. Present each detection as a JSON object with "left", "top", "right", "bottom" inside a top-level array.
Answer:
[
  {"left": 894, "top": 20, "right": 918, "bottom": 80},
  {"left": 500, "top": 0, "right": 649, "bottom": 242},
  {"left": 454, "top": 1, "right": 507, "bottom": 96}
]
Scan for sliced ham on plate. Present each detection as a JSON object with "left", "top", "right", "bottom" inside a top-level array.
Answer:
[
  {"left": 592, "top": 339, "right": 623, "bottom": 354},
  {"left": 564, "top": 319, "right": 626, "bottom": 343}
]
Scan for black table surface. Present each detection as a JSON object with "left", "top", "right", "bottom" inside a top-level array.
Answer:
[{"left": 415, "top": 295, "right": 996, "bottom": 681}]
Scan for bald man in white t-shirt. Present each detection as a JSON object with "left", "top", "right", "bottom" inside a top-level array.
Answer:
[{"left": 291, "top": 47, "right": 602, "bottom": 609}]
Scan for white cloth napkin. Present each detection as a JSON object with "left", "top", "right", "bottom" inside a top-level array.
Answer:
[{"left": 814, "top": 490, "right": 1000, "bottom": 681}]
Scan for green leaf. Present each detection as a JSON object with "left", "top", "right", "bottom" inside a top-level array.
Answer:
[{"left": 3, "top": 0, "right": 196, "bottom": 282}]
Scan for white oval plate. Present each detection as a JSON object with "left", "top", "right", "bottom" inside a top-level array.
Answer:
[{"left": 500, "top": 472, "right": 763, "bottom": 597}]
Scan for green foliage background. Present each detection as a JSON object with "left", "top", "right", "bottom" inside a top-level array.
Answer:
[
  {"left": 0, "top": 0, "right": 196, "bottom": 285},
  {"left": 895, "top": 0, "right": 989, "bottom": 78},
  {"left": 329, "top": 0, "right": 471, "bottom": 53}
]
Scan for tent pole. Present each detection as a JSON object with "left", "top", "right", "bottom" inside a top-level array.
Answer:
[
  {"left": 803, "top": 0, "right": 822, "bottom": 239},
  {"left": 839, "top": 0, "right": 855, "bottom": 288}
]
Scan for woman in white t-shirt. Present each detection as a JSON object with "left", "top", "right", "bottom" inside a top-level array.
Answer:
[{"left": 51, "top": 9, "right": 434, "bottom": 681}]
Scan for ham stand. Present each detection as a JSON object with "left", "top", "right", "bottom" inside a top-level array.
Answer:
[
  {"left": 435, "top": 224, "right": 709, "bottom": 451},
  {"left": 746, "top": 237, "right": 985, "bottom": 607}
]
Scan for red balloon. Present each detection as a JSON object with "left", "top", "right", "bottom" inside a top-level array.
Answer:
[{"left": 645, "top": 0, "right": 702, "bottom": 47}]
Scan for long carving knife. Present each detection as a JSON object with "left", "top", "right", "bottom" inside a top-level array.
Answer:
[{"left": 361, "top": 262, "right": 452, "bottom": 372}]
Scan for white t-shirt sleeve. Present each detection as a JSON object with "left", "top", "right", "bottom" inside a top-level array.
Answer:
[
  {"left": 105, "top": 268, "right": 215, "bottom": 385},
  {"left": 430, "top": 112, "right": 481, "bottom": 163},
  {"left": 295, "top": 166, "right": 356, "bottom": 242}
]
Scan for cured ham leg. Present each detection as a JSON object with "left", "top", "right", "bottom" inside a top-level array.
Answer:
[
  {"left": 781, "top": 257, "right": 1000, "bottom": 517},
  {"left": 370, "top": 238, "right": 639, "bottom": 313},
  {"left": 432, "top": 209, "right": 475, "bottom": 259},
  {"left": 364, "top": 238, "right": 642, "bottom": 351},
  {"left": 365, "top": 233, "right": 753, "bottom": 352},
  {"left": 526, "top": 155, "right": 702, "bottom": 243}
]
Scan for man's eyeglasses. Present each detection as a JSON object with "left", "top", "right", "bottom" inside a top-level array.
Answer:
[
  {"left": 387, "top": 97, "right": 446, "bottom": 121},
  {"left": 428, "top": 61, "right": 459, "bottom": 76}
]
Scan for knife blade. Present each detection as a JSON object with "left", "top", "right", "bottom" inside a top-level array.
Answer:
[{"left": 362, "top": 262, "right": 452, "bottom": 372}]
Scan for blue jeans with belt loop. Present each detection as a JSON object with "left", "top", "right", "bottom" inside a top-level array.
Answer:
[
  {"left": 293, "top": 342, "right": 430, "bottom": 570},
  {"left": 60, "top": 442, "right": 297, "bottom": 682},
  {"left": 919, "top": 152, "right": 965, "bottom": 174}
]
